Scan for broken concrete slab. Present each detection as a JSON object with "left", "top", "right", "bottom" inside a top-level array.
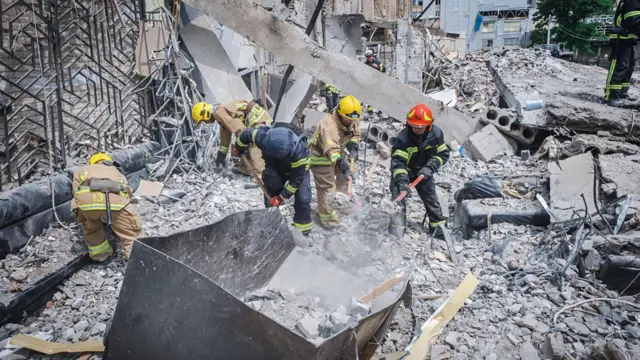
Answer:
[
  {"left": 457, "top": 198, "right": 550, "bottom": 239},
  {"left": 185, "top": 0, "right": 479, "bottom": 144},
  {"left": 548, "top": 152, "right": 597, "bottom": 222},
  {"left": 180, "top": 10, "right": 252, "bottom": 104},
  {"left": 488, "top": 47, "right": 639, "bottom": 138},
  {"left": 599, "top": 154, "right": 640, "bottom": 213},
  {"left": 270, "top": 73, "right": 315, "bottom": 124},
  {"left": 324, "top": 15, "right": 365, "bottom": 58},
  {"left": 464, "top": 124, "right": 514, "bottom": 163}
]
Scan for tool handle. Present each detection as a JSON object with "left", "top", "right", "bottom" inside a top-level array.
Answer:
[
  {"left": 347, "top": 178, "right": 353, "bottom": 197},
  {"left": 239, "top": 154, "right": 272, "bottom": 200},
  {"left": 394, "top": 175, "right": 424, "bottom": 202}
]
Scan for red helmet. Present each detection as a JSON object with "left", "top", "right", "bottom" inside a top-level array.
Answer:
[{"left": 406, "top": 104, "right": 433, "bottom": 130}]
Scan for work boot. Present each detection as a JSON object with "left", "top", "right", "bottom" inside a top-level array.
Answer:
[
  {"left": 318, "top": 211, "right": 340, "bottom": 229},
  {"left": 605, "top": 97, "right": 625, "bottom": 107}
]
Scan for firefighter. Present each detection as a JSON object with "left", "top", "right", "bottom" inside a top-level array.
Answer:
[
  {"left": 308, "top": 95, "right": 361, "bottom": 228},
  {"left": 320, "top": 84, "right": 343, "bottom": 113},
  {"left": 236, "top": 126, "right": 313, "bottom": 235},
  {"left": 71, "top": 152, "right": 143, "bottom": 261},
  {"left": 605, "top": 0, "right": 640, "bottom": 105},
  {"left": 364, "top": 48, "right": 386, "bottom": 73},
  {"left": 192, "top": 99, "right": 272, "bottom": 176},
  {"left": 389, "top": 104, "right": 449, "bottom": 239}
]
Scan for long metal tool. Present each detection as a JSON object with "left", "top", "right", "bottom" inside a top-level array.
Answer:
[
  {"left": 394, "top": 175, "right": 424, "bottom": 202},
  {"left": 239, "top": 154, "right": 272, "bottom": 201}
]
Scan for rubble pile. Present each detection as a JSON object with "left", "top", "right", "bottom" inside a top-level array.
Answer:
[{"left": 439, "top": 53, "right": 501, "bottom": 111}]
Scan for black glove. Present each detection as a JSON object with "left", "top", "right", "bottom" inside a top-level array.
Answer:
[
  {"left": 418, "top": 166, "right": 434, "bottom": 179},
  {"left": 336, "top": 157, "right": 353, "bottom": 180},
  {"left": 394, "top": 178, "right": 411, "bottom": 199},
  {"left": 346, "top": 141, "right": 359, "bottom": 160},
  {"left": 215, "top": 150, "right": 227, "bottom": 168}
]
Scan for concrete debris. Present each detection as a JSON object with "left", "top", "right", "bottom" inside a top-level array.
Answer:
[
  {"left": 375, "top": 142, "right": 391, "bottom": 159},
  {"left": 548, "top": 152, "right": 597, "bottom": 222},
  {"left": 542, "top": 333, "right": 566, "bottom": 360},
  {"left": 464, "top": 124, "right": 514, "bottom": 163},
  {"left": 296, "top": 315, "right": 320, "bottom": 339},
  {"left": 599, "top": 154, "right": 640, "bottom": 213}
]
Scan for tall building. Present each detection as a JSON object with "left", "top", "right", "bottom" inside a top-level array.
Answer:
[{"left": 420, "top": 0, "right": 537, "bottom": 51}]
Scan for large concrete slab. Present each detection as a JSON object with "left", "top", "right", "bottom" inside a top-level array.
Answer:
[
  {"left": 599, "top": 154, "right": 640, "bottom": 214},
  {"left": 324, "top": 15, "right": 365, "bottom": 58},
  {"left": 548, "top": 152, "right": 598, "bottom": 222},
  {"left": 184, "top": 0, "right": 479, "bottom": 144},
  {"left": 488, "top": 48, "right": 639, "bottom": 137},
  {"left": 180, "top": 11, "right": 252, "bottom": 104},
  {"left": 270, "top": 73, "right": 315, "bottom": 124}
]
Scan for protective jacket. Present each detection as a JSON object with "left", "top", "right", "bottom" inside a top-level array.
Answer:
[
  {"left": 237, "top": 126, "right": 311, "bottom": 197},
  {"left": 390, "top": 125, "right": 449, "bottom": 183},
  {"left": 71, "top": 163, "right": 132, "bottom": 212},
  {"left": 308, "top": 112, "right": 360, "bottom": 166},
  {"left": 365, "top": 57, "right": 386, "bottom": 73},
  {"left": 610, "top": 0, "right": 640, "bottom": 40},
  {"left": 214, "top": 100, "right": 273, "bottom": 154}
]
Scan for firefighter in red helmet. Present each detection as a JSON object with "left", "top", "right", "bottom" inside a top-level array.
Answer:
[{"left": 389, "top": 104, "right": 449, "bottom": 239}]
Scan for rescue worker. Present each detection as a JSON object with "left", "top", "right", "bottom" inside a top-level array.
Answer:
[
  {"left": 364, "top": 48, "right": 386, "bottom": 73},
  {"left": 320, "top": 84, "right": 343, "bottom": 112},
  {"left": 236, "top": 126, "right": 313, "bottom": 235},
  {"left": 605, "top": 0, "right": 640, "bottom": 105},
  {"left": 308, "top": 95, "right": 361, "bottom": 228},
  {"left": 389, "top": 104, "right": 449, "bottom": 239},
  {"left": 191, "top": 99, "right": 272, "bottom": 176},
  {"left": 71, "top": 152, "right": 143, "bottom": 261}
]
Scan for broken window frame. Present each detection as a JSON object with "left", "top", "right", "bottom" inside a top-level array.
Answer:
[
  {"left": 481, "top": 22, "right": 495, "bottom": 33},
  {"left": 503, "top": 21, "right": 522, "bottom": 33},
  {"left": 503, "top": 37, "right": 520, "bottom": 47}
]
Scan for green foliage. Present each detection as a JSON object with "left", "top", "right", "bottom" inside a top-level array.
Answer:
[
  {"left": 530, "top": 27, "right": 548, "bottom": 45},
  {"left": 534, "top": 0, "right": 614, "bottom": 50}
]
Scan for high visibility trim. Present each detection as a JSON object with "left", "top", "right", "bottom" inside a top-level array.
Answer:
[
  {"left": 79, "top": 171, "right": 88, "bottom": 182},
  {"left": 74, "top": 186, "right": 92, "bottom": 195},
  {"left": 436, "top": 144, "right": 448, "bottom": 153},
  {"left": 329, "top": 152, "right": 341, "bottom": 163},
  {"left": 392, "top": 149, "right": 409, "bottom": 160},
  {"left": 605, "top": 59, "right": 618, "bottom": 100},
  {"left": 291, "top": 157, "right": 310, "bottom": 168},
  {"left": 78, "top": 203, "right": 125, "bottom": 211},
  {"left": 293, "top": 222, "right": 313, "bottom": 232},
  {"left": 393, "top": 168, "right": 408, "bottom": 178},
  {"left": 319, "top": 211, "right": 339, "bottom": 221},
  {"left": 87, "top": 240, "right": 112, "bottom": 256},
  {"left": 622, "top": 82, "right": 631, "bottom": 87},
  {"left": 237, "top": 136, "right": 247, "bottom": 147},
  {"left": 236, "top": 103, "right": 248, "bottom": 110},
  {"left": 434, "top": 156, "right": 444, "bottom": 167},
  {"left": 390, "top": 224, "right": 406, "bottom": 228},
  {"left": 251, "top": 128, "right": 259, "bottom": 145},
  {"left": 285, "top": 183, "right": 298, "bottom": 194},
  {"left": 624, "top": 11, "right": 640, "bottom": 19},
  {"left": 407, "top": 147, "right": 419, "bottom": 162},
  {"left": 606, "top": 84, "right": 623, "bottom": 89},
  {"left": 219, "top": 146, "right": 229, "bottom": 154},
  {"left": 310, "top": 156, "right": 333, "bottom": 166},
  {"left": 429, "top": 220, "right": 446, "bottom": 228},
  {"left": 348, "top": 139, "right": 358, "bottom": 144},
  {"left": 609, "top": 33, "right": 638, "bottom": 40}
]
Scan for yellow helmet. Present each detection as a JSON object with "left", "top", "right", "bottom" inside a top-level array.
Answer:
[
  {"left": 89, "top": 152, "right": 112, "bottom": 165},
  {"left": 336, "top": 95, "right": 362, "bottom": 121},
  {"left": 192, "top": 102, "right": 213, "bottom": 124}
]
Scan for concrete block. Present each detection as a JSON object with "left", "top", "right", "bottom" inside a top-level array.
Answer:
[
  {"left": 541, "top": 333, "right": 566, "bottom": 360},
  {"left": 599, "top": 154, "right": 640, "bottom": 213},
  {"left": 465, "top": 124, "right": 513, "bottom": 162},
  {"left": 548, "top": 153, "right": 597, "bottom": 222},
  {"left": 481, "top": 107, "right": 537, "bottom": 145},
  {"left": 457, "top": 198, "right": 550, "bottom": 239},
  {"left": 296, "top": 315, "right": 319, "bottom": 338}
]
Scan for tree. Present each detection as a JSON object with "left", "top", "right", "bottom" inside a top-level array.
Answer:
[
  {"left": 535, "top": 0, "right": 614, "bottom": 51},
  {"left": 530, "top": 27, "right": 548, "bottom": 45}
]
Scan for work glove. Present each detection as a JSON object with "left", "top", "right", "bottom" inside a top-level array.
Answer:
[
  {"left": 346, "top": 141, "right": 359, "bottom": 160},
  {"left": 282, "top": 186, "right": 294, "bottom": 200},
  {"left": 336, "top": 157, "right": 353, "bottom": 181},
  {"left": 395, "top": 179, "right": 411, "bottom": 199},
  {"left": 268, "top": 194, "right": 285, "bottom": 207},
  {"left": 418, "top": 166, "right": 434, "bottom": 180},
  {"left": 215, "top": 150, "right": 227, "bottom": 168}
]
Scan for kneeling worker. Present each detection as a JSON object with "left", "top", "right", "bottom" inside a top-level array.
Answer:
[
  {"left": 236, "top": 126, "right": 313, "bottom": 235},
  {"left": 71, "top": 152, "right": 143, "bottom": 261},
  {"left": 308, "top": 95, "right": 361, "bottom": 228},
  {"left": 192, "top": 99, "right": 272, "bottom": 176},
  {"left": 389, "top": 104, "right": 449, "bottom": 238}
]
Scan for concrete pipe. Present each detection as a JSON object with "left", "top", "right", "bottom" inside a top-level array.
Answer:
[{"left": 483, "top": 107, "right": 537, "bottom": 146}]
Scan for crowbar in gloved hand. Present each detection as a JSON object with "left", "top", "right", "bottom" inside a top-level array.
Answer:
[
  {"left": 239, "top": 154, "right": 272, "bottom": 202},
  {"left": 394, "top": 175, "right": 424, "bottom": 202}
]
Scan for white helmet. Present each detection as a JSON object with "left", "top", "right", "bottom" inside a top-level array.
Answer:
[{"left": 365, "top": 49, "right": 374, "bottom": 56}]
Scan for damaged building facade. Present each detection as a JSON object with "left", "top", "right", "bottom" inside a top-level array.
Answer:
[{"left": 1, "top": 0, "right": 640, "bottom": 359}]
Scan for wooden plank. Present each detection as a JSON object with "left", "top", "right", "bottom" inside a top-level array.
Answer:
[
  {"left": 10, "top": 334, "right": 104, "bottom": 354},
  {"left": 360, "top": 272, "right": 408, "bottom": 303},
  {"left": 405, "top": 273, "right": 480, "bottom": 360},
  {"left": 366, "top": 155, "right": 380, "bottom": 185}
]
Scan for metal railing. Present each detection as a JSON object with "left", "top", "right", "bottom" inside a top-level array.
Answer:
[{"left": 0, "top": 0, "right": 153, "bottom": 190}]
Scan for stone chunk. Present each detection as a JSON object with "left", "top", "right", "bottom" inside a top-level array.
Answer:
[
  {"left": 465, "top": 124, "right": 514, "bottom": 162},
  {"left": 430, "top": 344, "right": 451, "bottom": 360},
  {"left": 541, "top": 333, "right": 565, "bottom": 360},
  {"left": 519, "top": 341, "right": 540, "bottom": 360},
  {"left": 10, "top": 270, "right": 27, "bottom": 282},
  {"left": 296, "top": 316, "right": 319, "bottom": 339},
  {"left": 518, "top": 315, "right": 539, "bottom": 330}
]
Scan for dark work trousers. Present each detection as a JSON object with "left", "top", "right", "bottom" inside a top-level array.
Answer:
[
  {"left": 605, "top": 38, "right": 636, "bottom": 100},
  {"left": 324, "top": 93, "right": 339, "bottom": 113},
  {"left": 262, "top": 166, "right": 313, "bottom": 234},
  {"left": 388, "top": 173, "right": 446, "bottom": 238}
]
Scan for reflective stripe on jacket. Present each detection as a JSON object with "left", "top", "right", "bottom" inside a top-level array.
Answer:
[
  {"left": 214, "top": 100, "right": 273, "bottom": 153},
  {"left": 71, "top": 163, "right": 131, "bottom": 212},
  {"left": 308, "top": 112, "right": 360, "bottom": 166}
]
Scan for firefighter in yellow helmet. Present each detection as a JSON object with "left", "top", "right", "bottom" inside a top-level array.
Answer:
[
  {"left": 71, "top": 152, "right": 144, "bottom": 261},
  {"left": 308, "top": 95, "right": 361, "bottom": 228},
  {"left": 192, "top": 99, "right": 272, "bottom": 176}
]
